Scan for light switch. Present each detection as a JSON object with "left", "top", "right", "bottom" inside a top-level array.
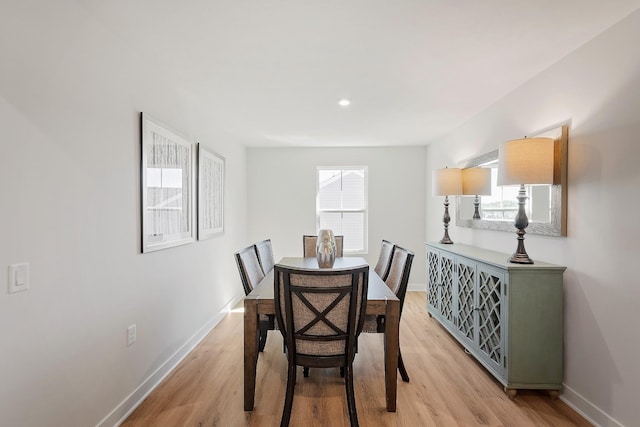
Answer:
[{"left": 8, "top": 263, "right": 29, "bottom": 293}]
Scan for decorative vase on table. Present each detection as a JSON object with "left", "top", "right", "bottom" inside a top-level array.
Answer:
[{"left": 316, "top": 229, "right": 337, "bottom": 268}]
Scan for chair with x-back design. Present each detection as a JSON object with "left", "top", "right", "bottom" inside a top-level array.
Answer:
[
  {"left": 235, "top": 245, "right": 275, "bottom": 352},
  {"left": 374, "top": 239, "right": 396, "bottom": 280},
  {"left": 303, "top": 234, "right": 344, "bottom": 257},
  {"left": 255, "top": 238, "right": 275, "bottom": 275},
  {"left": 362, "top": 244, "right": 414, "bottom": 382},
  {"left": 274, "top": 263, "right": 368, "bottom": 427}
]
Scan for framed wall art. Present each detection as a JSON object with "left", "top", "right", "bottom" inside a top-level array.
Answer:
[
  {"left": 140, "top": 113, "right": 196, "bottom": 253},
  {"left": 197, "top": 144, "right": 225, "bottom": 239}
]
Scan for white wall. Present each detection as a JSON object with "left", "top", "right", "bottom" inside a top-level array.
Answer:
[
  {"left": 247, "top": 147, "right": 427, "bottom": 285},
  {"left": 4, "top": 1, "right": 637, "bottom": 426},
  {"left": 0, "top": 3, "right": 247, "bottom": 426},
  {"left": 426, "top": 11, "right": 640, "bottom": 427}
]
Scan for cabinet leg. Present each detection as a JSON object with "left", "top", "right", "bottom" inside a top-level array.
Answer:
[
  {"left": 504, "top": 387, "right": 517, "bottom": 400},
  {"left": 548, "top": 390, "right": 560, "bottom": 400}
]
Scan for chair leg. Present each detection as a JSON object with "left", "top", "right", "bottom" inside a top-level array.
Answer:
[
  {"left": 303, "top": 367, "right": 309, "bottom": 377},
  {"left": 398, "top": 348, "right": 410, "bottom": 382},
  {"left": 340, "top": 367, "right": 345, "bottom": 378},
  {"left": 280, "top": 364, "right": 297, "bottom": 427},
  {"left": 344, "top": 365, "right": 359, "bottom": 427},
  {"left": 258, "top": 328, "right": 268, "bottom": 352}
]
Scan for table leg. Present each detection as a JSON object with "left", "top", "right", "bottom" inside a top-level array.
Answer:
[
  {"left": 244, "top": 299, "right": 258, "bottom": 411},
  {"left": 384, "top": 299, "right": 399, "bottom": 412}
]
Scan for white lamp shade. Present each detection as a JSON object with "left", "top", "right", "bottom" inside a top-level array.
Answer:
[
  {"left": 497, "top": 137, "right": 555, "bottom": 185},
  {"left": 462, "top": 167, "right": 492, "bottom": 195},
  {"left": 432, "top": 168, "right": 462, "bottom": 196}
]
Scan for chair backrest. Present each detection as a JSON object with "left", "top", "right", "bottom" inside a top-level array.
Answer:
[
  {"left": 234, "top": 245, "right": 265, "bottom": 296},
  {"left": 274, "top": 264, "right": 368, "bottom": 367},
  {"left": 303, "top": 235, "right": 344, "bottom": 257},
  {"left": 255, "top": 239, "right": 275, "bottom": 275},
  {"left": 374, "top": 240, "right": 396, "bottom": 280},
  {"left": 384, "top": 245, "right": 414, "bottom": 314}
]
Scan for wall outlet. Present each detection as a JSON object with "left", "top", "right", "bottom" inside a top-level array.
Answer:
[{"left": 127, "top": 324, "right": 136, "bottom": 346}]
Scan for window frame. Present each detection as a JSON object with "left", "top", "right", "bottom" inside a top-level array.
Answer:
[{"left": 316, "top": 166, "right": 369, "bottom": 255}]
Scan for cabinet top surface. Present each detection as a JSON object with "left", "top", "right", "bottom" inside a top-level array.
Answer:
[{"left": 426, "top": 242, "right": 566, "bottom": 271}]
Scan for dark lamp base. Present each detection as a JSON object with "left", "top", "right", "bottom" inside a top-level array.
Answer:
[
  {"left": 508, "top": 252, "right": 534, "bottom": 264},
  {"left": 439, "top": 195, "right": 454, "bottom": 244},
  {"left": 508, "top": 184, "right": 535, "bottom": 264}
]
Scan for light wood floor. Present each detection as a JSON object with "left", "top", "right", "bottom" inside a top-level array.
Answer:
[{"left": 121, "top": 292, "right": 591, "bottom": 427}]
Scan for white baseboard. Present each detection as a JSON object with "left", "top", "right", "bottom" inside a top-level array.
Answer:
[
  {"left": 404, "top": 288, "right": 623, "bottom": 427},
  {"left": 97, "top": 294, "right": 244, "bottom": 427},
  {"left": 560, "top": 384, "right": 623, "bottom": 427},
  {"left": 99, "top": 290, "right": 624, "bottom": 427},
  {"left": 407, "top": 282, "right": 426, "bottom": 292}
]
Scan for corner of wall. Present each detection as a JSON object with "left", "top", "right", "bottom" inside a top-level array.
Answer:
[{"left": 560, "top": 385, "right": 624, "bottom": 427}]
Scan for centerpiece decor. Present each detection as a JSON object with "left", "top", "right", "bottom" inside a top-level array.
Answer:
[{"left": 316, "top": 229, "right": 337, "bottom": 268}]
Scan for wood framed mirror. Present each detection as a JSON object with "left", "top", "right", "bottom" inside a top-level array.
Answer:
[{"left": 455, "top": 124, "right": 568, "bottom": 236}]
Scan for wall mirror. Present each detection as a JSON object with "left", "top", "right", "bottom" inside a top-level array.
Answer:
[{"left": 455, "top": 124, "right": 568, "bottom": 236}]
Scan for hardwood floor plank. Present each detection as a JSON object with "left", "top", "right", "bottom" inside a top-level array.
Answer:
[{"left": 121, "top": 292, "right": 591, "bottom": 427}]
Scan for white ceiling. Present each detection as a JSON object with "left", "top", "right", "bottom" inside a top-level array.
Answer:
[{"left": 85, "top": 0, "right": 640, "bottom": 147}]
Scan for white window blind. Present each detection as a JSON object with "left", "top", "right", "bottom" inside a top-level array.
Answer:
[{"left": 317, "top": 167, "right": 368, "bottom": 253}]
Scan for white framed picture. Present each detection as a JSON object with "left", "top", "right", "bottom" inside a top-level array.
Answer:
[
  {"left": 197, "top": 144, "right": 225, "bottom": 239},
  {"left": 140, "top": 113, "right": 196, "bottom": 253}
]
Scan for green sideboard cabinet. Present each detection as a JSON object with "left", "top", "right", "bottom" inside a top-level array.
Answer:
[{"left": 426, "top": 242, "right": 566, "bottom": 398}]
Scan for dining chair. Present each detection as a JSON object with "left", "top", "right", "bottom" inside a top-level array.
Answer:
[
  {"left": 373, "top": 239, "right": 396, "bottom": 280},
  {"left": 255, "top": 238, "right": 275, "bottom": 275},
  {"left": 274, "top": 264, "right": 369, "bottom": 427},
  {"left": 303, "top": 234, "right": 344, "bottom": 257},
  {"left": 234, "top": 245, "right": 275, "bottom": 352},
  {"left": 362, "top": 245, "right": 414, "bottom": 382}
]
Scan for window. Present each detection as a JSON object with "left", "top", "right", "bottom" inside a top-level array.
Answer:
[{"left": 316, "top": 167, "right": 368, "bottom": 254}]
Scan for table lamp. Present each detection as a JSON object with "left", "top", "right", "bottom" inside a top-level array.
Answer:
[
  {"left": 497, "top": 137, "right": 554, "bottom": 263},
  {"left": 462, "top": 167, "right": 492, "bottom": 219},
  {"left": 432, "top": 167, "right": 463, "bottom": 244}
]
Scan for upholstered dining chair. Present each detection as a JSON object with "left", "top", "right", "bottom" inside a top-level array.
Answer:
[
  {"left": 234, "top": 245, "right": 275, "bottom": 352},
  {"left": 274, "top": 264, "right": 369, "bottom": 427},
  {"left": 303, "top": 234, "right": 344, "bottom": 257},
  {"left": 255, "top": 238, "right": 275, "bottom": 275},
  {"left": 362, "top": 245, "right": 414, "bottom": 382},
  {"left": 373, "top": 239, "right": 396, "bottom": 280}
]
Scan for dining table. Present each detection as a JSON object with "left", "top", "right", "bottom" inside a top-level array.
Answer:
[{"left": 243, "top": 256, "right": 400, "bottom": 412}]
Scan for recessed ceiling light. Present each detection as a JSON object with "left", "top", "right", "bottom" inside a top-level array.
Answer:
[{"left": 338, "top": 98, "right": 351, "bottom": 107}]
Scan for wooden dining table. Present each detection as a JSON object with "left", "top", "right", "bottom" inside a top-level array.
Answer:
[{"left": 244, "top": 256, "right": 401, "bottom": 412}]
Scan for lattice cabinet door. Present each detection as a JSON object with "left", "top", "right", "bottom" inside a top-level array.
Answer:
[
  {"left": 439, "top": 252, "right": 456, "bottom": 327},
  {"left": 425, "top": 242, "right": 565, "bottom": 397},
  {"left": 426, "top": 249, "right": 440, "bottom": 314},
  {"left": 454, "top": 257, "right": 476, "bottom": 348},
  {"left": 475, "top": 264, "right": 506, "bottom": 377}
]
